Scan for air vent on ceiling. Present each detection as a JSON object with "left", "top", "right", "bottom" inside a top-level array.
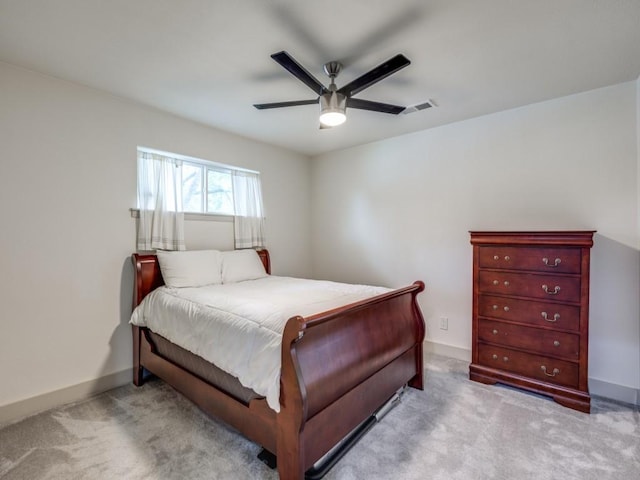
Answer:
[{"left": 402, "top": 99, "right": 437, "bottom": 114}]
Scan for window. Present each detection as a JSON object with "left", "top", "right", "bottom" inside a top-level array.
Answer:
[
  {"left": 181, "top": 161, "right": 234, "bottom": 215},
  {"left": 137, "top": 147, "right": 260, "bottom": 217},
  {"left": 136, "top": 147, "right": 265, "bottom": 250}
]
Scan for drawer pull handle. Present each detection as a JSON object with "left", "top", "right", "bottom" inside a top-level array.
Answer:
[
  {"left": 542, "top": 284, "right": 561, "bottom": 295},
  {"left": 541, "top": 365, "right": 560, "bottom": 377},
  {"left": 492, "top": 354, "right": 498, "bottom": 360},
  {"left": 504, "top": 255, "right": 510, "bottom": 261},
  {"left": 504, "top": 281, "right": 510, "bottom": 287},
  {"left": 503, "top": 356, "right": 509, "bottom": 362},
  {"left": 492, "top": 304, "right": 498, "bottom": 310},
  {"left": 493, "top": 255, "right": 499, "bottom": 260},
  {"left": 542, "top": 257, "right": 561, "bottom": 267},
  {"left": 492, "top": 329, "right": 499, "bottom": 335},
  {"left": 503, "top": 306, "right": 509, "bottom": 312},
  {"left": 553, "top": 340, "right": 560, "bottom": 347},
  {"left": 541, "top": 312, "right": 560, "bottom": 322},
  {"left": 493, "top": 280, "right": 499, "bottom": 286}
]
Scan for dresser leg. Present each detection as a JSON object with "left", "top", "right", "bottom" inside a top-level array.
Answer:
[
  {"left": 469, "top": 368, "right": 498, "bottom": 386},
  {"left": 553, "top": 394, "right": 591, "bottom": 413}
]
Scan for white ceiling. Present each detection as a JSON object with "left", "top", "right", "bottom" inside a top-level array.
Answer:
[{"left": 1, "top": 0, "right": 639, "bottom": 156}]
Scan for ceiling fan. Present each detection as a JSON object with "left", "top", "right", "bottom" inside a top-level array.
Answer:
[{"left": 253, "top": 51, "right": 411, "bottom": 127}]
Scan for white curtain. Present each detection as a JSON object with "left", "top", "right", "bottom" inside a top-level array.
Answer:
[
  {"left": 232, "top": 170, "right": 265, "bottom": 249},
  {"left": 137, "top": 151, "right": 186, "bottom": 251}
]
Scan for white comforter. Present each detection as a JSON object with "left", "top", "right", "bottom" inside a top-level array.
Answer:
[{"left": 130, "top": 276, "right": 390, "bottom": 411}]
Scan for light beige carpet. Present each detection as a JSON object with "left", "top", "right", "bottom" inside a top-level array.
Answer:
[{"left": 1, "top": 354, "right": 638, "bottom": 479}]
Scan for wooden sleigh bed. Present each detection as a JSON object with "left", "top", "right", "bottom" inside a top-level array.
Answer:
[{"left": 131, "top": 249, "right": 425, "bottom": 480}]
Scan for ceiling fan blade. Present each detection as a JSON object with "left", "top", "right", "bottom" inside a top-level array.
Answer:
[
  {"left": 253, "top": 99, "right": 319, "bottom": 110},
  {"left": 338, "top": 54, "right": 410, "bottom": 98},
  {"left": 271, "top": 51, "right": 328, "bottom": 95},
  {"left": 346, "top": 98, "right": 406, "bottom": 114}
]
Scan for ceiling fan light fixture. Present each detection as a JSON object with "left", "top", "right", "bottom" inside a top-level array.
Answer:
[
  {"left": 255, "top": 51, "right": 411, "bottom": 126},
  {"left": 319, "top": 91, "right": 346, "bottom": 127}
]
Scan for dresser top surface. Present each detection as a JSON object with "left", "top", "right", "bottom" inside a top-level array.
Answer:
[{"left": 470, "top": 231, "right": 595, "bottom": 247}]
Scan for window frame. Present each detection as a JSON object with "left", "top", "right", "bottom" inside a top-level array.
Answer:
[{"left": 136, "top": 146, "right": 260, "bottom": 220}]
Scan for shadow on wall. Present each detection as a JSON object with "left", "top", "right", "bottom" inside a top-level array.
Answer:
[
  {"left": 589, "top": 234, "right": 640, "bottom": 396},
  {"left": 70, "top": 254, "right": 137, "bottom": 403},
  {"left": 104, "top": 256, "right": 135, "bottom": 383},
  {"left": 119, "top": 254, "right": 136, "bottom": 337}
]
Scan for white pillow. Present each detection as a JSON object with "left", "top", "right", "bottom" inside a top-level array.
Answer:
[
  {"left": 221, "top": 249, "right": 268, "bottom": 283},
  {"left": 156, "top": 250, "right": 223, "bottom": 288}
]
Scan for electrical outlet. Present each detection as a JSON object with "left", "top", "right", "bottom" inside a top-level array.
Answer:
[{"left": 439, "top": 317, "right": 448, "bottom": 330}]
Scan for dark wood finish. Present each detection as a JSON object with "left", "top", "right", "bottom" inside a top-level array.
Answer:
[
  {"left": 478, "top": 246, "right": 582, "bottom": 273},
  {"left": 477, "top": 269, "right": 583, "bottom": 302},
  {"left": 131, "top": 250, "right": 425, "bottom": 479},
  {"left": 469, "top": 231, "right": 594, "bottom": 413},
  {"left": 477, "top": 295, "right": 580, "bottom": 331},
  {"left": 477, "top": 344, "right": 580, "bottom": 389},
  {"left": 478, "top": 319, "right": 580, "bottom": 359}
]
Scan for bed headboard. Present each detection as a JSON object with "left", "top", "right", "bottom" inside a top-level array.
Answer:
[{"left": 131, "top": 249, "right": 271, "bottom": 308}]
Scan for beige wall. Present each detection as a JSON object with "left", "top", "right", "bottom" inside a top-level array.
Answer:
[
  {"left": 310, "top": 81, "right": 640, "bottom": 401},
  {"left": 0, "top": 62, "right": 311, "bottom": 410}
]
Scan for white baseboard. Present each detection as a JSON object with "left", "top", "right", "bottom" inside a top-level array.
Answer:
[
  {"left": 425, "top": 341, "right": 639, "bottom": 407},
  {"left": 589, "top": 377, "right": 640, "bottom": 406},
  {"left": 0, "top": 368, "right": 132, "bottom": 427},
  {"left": 424, "top": 340, "right": 471, "bottom": 362}
]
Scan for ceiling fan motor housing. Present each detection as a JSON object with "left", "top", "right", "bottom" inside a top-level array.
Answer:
[{"left": 323, "top": 61, "right": 342, "bottom": 79}]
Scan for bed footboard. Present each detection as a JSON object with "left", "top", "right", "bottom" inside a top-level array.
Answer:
[{"left": 277, "top": 281, "right": 425, "bottom": 479}]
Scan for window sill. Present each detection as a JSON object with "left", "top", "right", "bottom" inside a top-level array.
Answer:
[{"left": 129, "top": 209, "right": 233, "bottom": 222}]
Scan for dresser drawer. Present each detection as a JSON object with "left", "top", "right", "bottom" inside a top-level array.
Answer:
[
  {"left": 478, "top": 246, "right": 581, "bottom": 274},
  {"left": 478, "top": 319, "right": 579, "bottom": 359},
  {"left": 477, "top": 344, "right": 579, "bottom": 389},
  {"left": 478, "top": 295, "right": 580, "bottom": 331},
  {"left": 478, "top": 271, "right": 581, "bottom": 303}
]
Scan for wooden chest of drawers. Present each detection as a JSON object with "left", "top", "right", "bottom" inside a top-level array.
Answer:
[{"left": 469, "top": 231, "right": 595, "bottom": 413}]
